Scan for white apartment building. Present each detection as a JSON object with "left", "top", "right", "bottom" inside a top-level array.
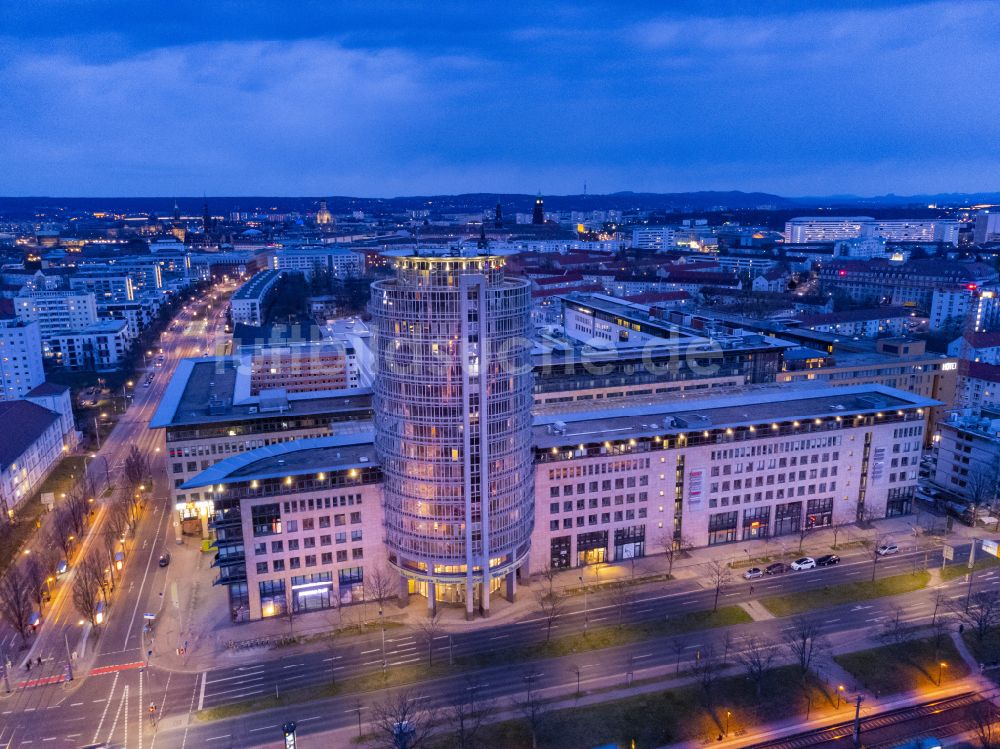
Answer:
[
  {"left": 14, "top": 290, "right": 99, "bottom": 342},
  {"left": 874, "top": 220, "right": 960, "bottom": 245},
  {"left": 69, "top": 274, "right": 135, "bottom": 303},
  {"left": 0, "top": 399, "right": 70, "bottom": 519},
  {"left": 632, "top": 227, "right": 679, "bottom": 250},
  {"left": 272, "top": 247, "right": 363, "bottom": 280},
  {"left": 0, "top": 319, "right": 45, "bottom": 400},
  {"left": 956, "top": 362, "right": 1000, "bottom": 410},
  {"left": 786, "top": 217, "right": 959, "bottom": 245},
  {"left": 48, "top": 320, "right": 130, "bottom": 371},
  {"left": 833, "top": 236, "right": 888, "bottom": 259},
  {"left": 785, "top": 217, "right": 875, "bottom": 243},
  {"left": 230, "top": 270, "right": 283, "bottom": 326},
  {"left": 974, "top": 211, "right": 1000, "bottom": 245},
  {"left": 931, "top": 286, "right": 1000, "bottom": 333},
  {"left": 932, "top": 407, "right": 1000, "bottom": 502}
]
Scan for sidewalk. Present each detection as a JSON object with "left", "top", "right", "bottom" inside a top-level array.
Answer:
[{"left": 151, "top": 511, "right": 982, "bottom": 672}]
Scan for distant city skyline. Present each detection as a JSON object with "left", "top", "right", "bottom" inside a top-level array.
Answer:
[{"left": 1, "top": 1, "right": 998, "bottom": 197}]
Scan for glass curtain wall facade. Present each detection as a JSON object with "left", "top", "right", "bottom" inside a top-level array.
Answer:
[{"left": 371, "top": 252, "right": 534, "bottom": 618}]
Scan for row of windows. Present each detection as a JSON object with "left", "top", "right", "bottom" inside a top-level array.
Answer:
[
  {"left": 550, "top": 476, "right": 649, "bottom": 496},
  {"left": 254, "top": 548, "right": 363, "bottom": 574},
  {"left": 549, "top": 493, "right": 649, "bottom": 513},
  {"left": 548, "top": 507, "right": 648, "bottom": 530},
  {"left": 546, "top": 458, "right": 651, "bottom": 480},
  {"left": 252, "top": 530, "right": 363, "bottom": 554}
]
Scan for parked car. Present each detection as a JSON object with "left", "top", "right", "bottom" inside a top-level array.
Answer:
[
  {"left": 877, "top": 543, "right": 899, "bottom": 556},
  {"left": 158, "top": 553, "right": 171, "bottom": 568},
  {"left": 791, "top": 557, "right": 816, "bottom": 571},
  {"left": 816, "top": 554, "right": 841, "bottom": 567},
  {"left": 765, "top": 562, "right": 788, "bottom": 575},
  {"left": 743, "top": 567, "right": 763, "bottom": 580}
]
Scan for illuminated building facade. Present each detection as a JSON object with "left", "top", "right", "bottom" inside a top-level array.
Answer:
[{"left": 370, "top": 251, "right": 534, "bottom": 618}]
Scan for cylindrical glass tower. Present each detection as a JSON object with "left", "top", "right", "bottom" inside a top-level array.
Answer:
[{"left": 371, "top": 251, "right": 534, "bottom": 618}]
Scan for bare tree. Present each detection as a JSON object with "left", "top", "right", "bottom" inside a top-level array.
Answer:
[
  {"left": 49, "top": 506, "right": 76, "bottom": 560},
  {"left": 607, "top": 581, "right": 632, "bottom": 628},
  {"left": 23, "top": 552, "right": 52, "bottom": 614},
  {"left": 102, "top": 523, "right": 119, "bottom": 591},
  {"left": 444, "top": 680, "right": 496, "bottom": 749},
  {"left": 967, "top": 467, "right": 999, "bottom": 526},
  {"left": 72, "top": 553, "right": 104, "bottom": 629},
  {"left": 879, "top": 605, "right": 910, "bottom": 647},
  {"left": 867, "top": 532, "right": 891, "bottom": 582},
  {"left": 539, "top": 562, "right": 558, "bottom": 598},
  {"left": 368, "top": 690, "right": 436, "bottom": 749},
  {"left": 0, "top": 564, "right": 35, "bottom": 647},
  {"left": 659, "top": 533, "right": 693, "bottom": 578},
  {"left": 784, "top": 617, "right": 827, "bottom": 676},
  {"left": 671, "top": 636, "right": 688, "bottom": 675},
  {"left": 720, "top": 629, "right": 735, "bottom": 666},
  {"left": 414, "top": 608, "right": 443, "bottom": 666},
  {"left": 64, "top": 489, "right": 89, "bottom": 538},
  {"left": 707, "top": 559, "right": 731, "bottom": 612},
  {"left": 123, "top": 444, "right": 149, "bottom": 495},
  {"left": 513, "top": 671, "right": 547, "bottom": 749},
  {"left": 953, "top": 591, "right": 1000, "bottom": 644},
  {"left": 534, "top": 588, "right": 564, "bottom": 642},
  {"left": 691, "top": 644, "right": 720, "bottom": 705},
  {"left": 365, "top": 564, "right": 396, "bottom": 622},
  {"left": 972, "top": 700, "right": 1000, "bottom": 749},
  {"left": 831, "top": 523, "right": 848, "bottom": 550},
  {"left": 737, "top": 636, "right": 777, "bottom": 698}
]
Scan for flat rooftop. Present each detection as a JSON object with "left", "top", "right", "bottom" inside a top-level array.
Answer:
[
  {"left": 182, "top": 433, "right": 376, "bottom": 488},
  {"left": 532, "top": 383, "right": 938, "bottom": 448},
  {"left": 150, "top": 357, "right": 372, "bottom": 428},
  {"left": 231, "top": 270, "right": 282, "bottom": 301}
]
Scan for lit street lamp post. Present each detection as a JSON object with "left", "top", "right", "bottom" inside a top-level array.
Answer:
[
  {"left": 938, "top": 661, "right": 948, "bottom": 686},
  {"left": 580, "top": 575, "right": 588, "bottom": 633}
]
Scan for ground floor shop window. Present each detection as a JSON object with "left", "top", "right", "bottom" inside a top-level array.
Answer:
[
  {"left": 615, "top": 525, "right": 646, "bottom": 560},
  {"left": 806, "top": 497, "right": 834, "bottom": 528},
  {"left": 292, "top": 572, "right": 334, "bottom": 613},
  {"left": 886, "top": 487, "right": 913, "bottom": 517},
  {"left": 773, "top": 501, "right": 802, "bottom": 537},
  {"left": 550, "top": 535, "right": 571, "bottom": 569},
  {"left": 742, "top": 506, "right": 770, "bottom": 540},
  {"left": 708, "top": 511, "right": 738, "bottom": 546},
  {"left": 576, "top": 530, "right": 608, "bottom": 565}
]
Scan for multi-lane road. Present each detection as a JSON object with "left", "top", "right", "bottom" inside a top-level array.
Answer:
[
  {"left": 1, "top": 285, "right": 231, "bottom": 749},
  {"left": 3, "top": 289, "right": 999, "bottom": 748}
]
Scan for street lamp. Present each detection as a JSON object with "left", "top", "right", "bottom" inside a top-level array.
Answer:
[
  {"left": 379, "top": 607, "right": 387, "bottom": 675},
  {"left": 725, "top": 710, "right": 731, "bottom": 737},
  {"left": 938, "top": 661, "right": 948, "bottom": 685},
  {"left": 837, "top": 684, "right": 845, "bottom": 708},
  {"left": 579, "top": 575, "right": 588, "bottom": 633}
]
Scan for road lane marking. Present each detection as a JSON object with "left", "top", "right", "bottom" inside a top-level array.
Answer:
[{"left": 198, "top": 672, "right": 206, "bottom": 711}]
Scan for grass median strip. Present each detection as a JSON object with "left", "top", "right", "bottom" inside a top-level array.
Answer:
[
  {"left": 760, "top": 570, "right": 930, "bottom": 617},
  {"left": 197, "top": 607, "right": 750, "bottom": 722},
  {"left": 941, "top": 554, "right": 1000, "bottom": 582},
  {"left": 426, "top": 665, "right": 835, "bottom": 749},
  {"left": 458, "top": 606, "right": 751, "bottom": 669},
  {"left": 834, "top": 635, "right": 968, "bottom": 695}
]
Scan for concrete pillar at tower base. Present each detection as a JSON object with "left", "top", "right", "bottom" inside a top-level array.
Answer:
[
  {"left": 397, "top": 573, "right": 410, "bottom": 609},
  {"left": 480, "top": 581, "right": 491, "bottom": 618},
  {"left": 505, "top": 571, "right": 517, "bottom": 603},
  {"left": 426, "top": 582, "right": 436, "bottom": 616},
  {"left": 466, "top": 580, "right": 475, "bottom": 620}
]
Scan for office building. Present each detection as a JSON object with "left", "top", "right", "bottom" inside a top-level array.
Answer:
[
  {"left": 370, "top": 251, "right": 534, "bottom": 618},
  {"left": 531, "top": 384, "right": 930, "bottom": 571},
  {"left": 0, "top": 318, "right": 45, "bottom": 400},
  {"left": 183, "top": 434, "right": 384, "bottom": 622},
  {"left": 150, "top": 357, "right": 372, "bottom": 539},
  {"left": 632, "top": 227, "right": 678, "bottom": 250}
]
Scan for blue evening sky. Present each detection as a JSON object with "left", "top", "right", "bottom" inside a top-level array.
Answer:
[{"left": 0, "top": 1, "right": 996, "bottom": 197}]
